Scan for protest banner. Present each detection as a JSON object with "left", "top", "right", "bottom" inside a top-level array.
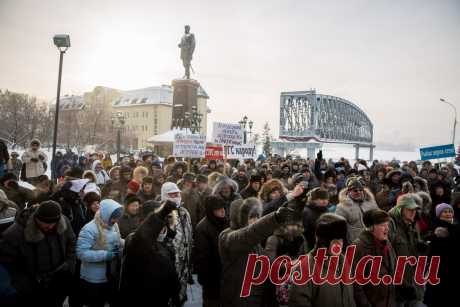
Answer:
[
  {"left": 205, "top": 145, "right": 224, "bottom": 160},
  {"left": 212, "top": 122, "right": 243, "bottom": 146},
  {"left": 173, "top": 133, "right": 206, "bottom": 158},
  {"left": 225, "top": 144, "right": 257, "bottom": 160}
]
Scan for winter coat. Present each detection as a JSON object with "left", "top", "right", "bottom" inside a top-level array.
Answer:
[
  {"left": 388, "top": 210, "right": 427, "bottom": 302},
  {"left": 219, "top": 199, "right": 280, "bottom": 307},
  {"left": 302, "top": 203, "right": 329, "bottom": 250},
  {"left": 0, "top": 198, "right": 17, "bottom": 234},
  {"left": 76, "top": 200, "right": 123, "bottom": 284},
  {"left": 21, "top": 148, "right": 47, "bottom": 178},
  {"left": 424, "top": 219, "right": 457, "bottom": 306},
  {"left": 182, "top": 187, "right": 205, "bottom": 230},
  {"left": 335, "top": 188, "right": 378, "bottom": 242},
  {"left": 212, "top": 177, "right": 242, "bottom": 218},
  {"left": 118, "top": 213, "right": 141, "bottom": 239},
  {"left": 193, "top": 204, "right": 229, "bottom": 300},
  {"left": 0, "top": 140, "right": 9, "bottom": 163},
  {"left": 353, "top": 230, "right": 396, "bottom": 307},
  {"left": 92, "top": 160, "right": 110, "bottom": 185},
  {"left": 289, "top": 251, "right": 356, "bottom": 307},
  {"left": 0, "top": 207, "right": 76, "bottom": 295},
  {"left": 120, "top": 209, "right": 181, "bottom": 306},
  {"left": 51, "top": 182, "right": 87, "bottom": 236}
]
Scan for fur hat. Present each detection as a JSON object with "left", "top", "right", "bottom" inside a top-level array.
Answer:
[
  {"left": 83, "top": 191, "right": 101, "bottom": 205},
  {"left": 363, "top": 209, "right": 390, "bottom": 228},
  {"left": 142, "top": 176, "right": 154, "bottom": 184},
  {"left": 259, "top": 179, "right": 286, "bottom": 202},
  {"left": 315, "top": 213, "right": 347, "bottom": 248},
  {"left": 196, "top": 174, "right": 208, "bottom": 184},
  {"left": 308, "top": 187, "right": 329, "bottom": 201}
]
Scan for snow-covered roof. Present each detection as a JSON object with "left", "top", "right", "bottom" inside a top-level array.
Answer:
[
  {"left": 112, "top": 84, "right": 209, "bottom": 108},
  {"left": 50, "top": 95, "right": 85, "bottom": 111}
]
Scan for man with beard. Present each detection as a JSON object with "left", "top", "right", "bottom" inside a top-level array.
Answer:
[
  {"left": 335, "top": 176, "right": 378, "bottom": 242},
  {"left": 193, "top": 195, "right": 229, "bottom": 307}
]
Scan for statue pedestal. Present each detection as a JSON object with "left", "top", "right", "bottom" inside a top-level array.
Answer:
[{"left": 171, "top": 78, "right": 200, "bottom": 129}]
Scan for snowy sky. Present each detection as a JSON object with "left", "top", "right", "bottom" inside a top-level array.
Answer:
[{"left": 1, "top": 0, "right": 459, "bottom": 148}]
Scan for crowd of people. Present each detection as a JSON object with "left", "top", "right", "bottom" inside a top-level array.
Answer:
[{"left": 0, "top": 138, "right": 459, "bottom": 307}]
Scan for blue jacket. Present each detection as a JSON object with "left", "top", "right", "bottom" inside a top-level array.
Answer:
[{"left": 76, "top": 199, "right": 123, "bottom": 283}]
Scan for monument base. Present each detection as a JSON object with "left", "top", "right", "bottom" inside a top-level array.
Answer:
[{"left": 171, "top": 78, "right": 200, "bottom": 129}]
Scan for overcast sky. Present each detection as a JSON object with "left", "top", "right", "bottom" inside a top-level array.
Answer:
[{"left": 1, "top": 0, "right": 459, "bottom": 148}]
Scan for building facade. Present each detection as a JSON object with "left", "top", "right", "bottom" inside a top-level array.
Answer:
[{"left": 112, "top": 84, "right": 209, "bottom": 149}]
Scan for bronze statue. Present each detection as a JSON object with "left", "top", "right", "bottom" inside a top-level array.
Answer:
[{"left": 178, "top": 25, "right": 195, "bottom": 79}]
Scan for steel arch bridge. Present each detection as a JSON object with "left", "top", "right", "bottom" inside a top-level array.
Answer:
[{"left": 278, "top": 90, "right": 374, "bottom": 159}]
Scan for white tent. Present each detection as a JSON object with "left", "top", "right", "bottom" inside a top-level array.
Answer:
[{"left": 147, "top": 128, "right": 189, "bottom": 144}]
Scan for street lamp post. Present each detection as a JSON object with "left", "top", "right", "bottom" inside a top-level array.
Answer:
[
  {"left": 51, "top": 34, "right": 70, "bottom": 181},
  {"left": 111, "top": 112, "right": 126, "bottom": 163},
  {"left": 441, "top": 98, "right": 457, "bottom": 145},
  {"left": 239, "top": 116, "right": 253, "bottom": 144}
]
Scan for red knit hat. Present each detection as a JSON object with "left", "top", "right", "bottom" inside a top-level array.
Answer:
[{"left": 127, "top": 180, "right": 140, "bottom": 193}]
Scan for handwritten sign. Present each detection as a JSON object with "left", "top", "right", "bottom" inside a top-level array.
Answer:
[
  {"left": 173, "top": 134, "right": 206, "bottom": 158},
  {"left": 212, "top": 122, "right": 243, "bottom": 146}
]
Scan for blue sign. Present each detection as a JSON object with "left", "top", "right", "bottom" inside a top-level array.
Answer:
[{"left": 420, "top": 144, "right": 456, "bottom": 161}]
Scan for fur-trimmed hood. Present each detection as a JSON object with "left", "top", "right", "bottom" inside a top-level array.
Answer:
[
  {"left": 338, "top": 187, "right": 376, "bottom": 207},
  {"left": 229, "top": 198, "right": 262, "bottom": 230},
  {"left": 212, "top": 176, "right": 239, "bottom": 195},
  {"left": 259, "top": 179, "right": 287, "bottom": 203},
  {"left": 169, "top": 161, "right": 187, "bottom": 176},
  {"left": 413, "top": 176, "right": 429, "bottom": 193}
]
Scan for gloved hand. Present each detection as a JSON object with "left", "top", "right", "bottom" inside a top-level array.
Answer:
[
  {"left": 274, "top": 204, "right": 297, "bottom": 224},
  {"left": 106, "top": 249, "right": 119, "bottom": 261},
  {"left": 434, "top": 227, "right": 449, "bottom": 238},
  {"left": 157, "top": 200, "right": 178, "bottom": 220},
  {"left": 38, "top": 154, "right": 45, "bottom": 161}
]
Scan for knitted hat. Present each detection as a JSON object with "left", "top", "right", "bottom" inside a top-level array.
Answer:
[
  {"left": 346, "top": 176, "right": 364, "bottom": 190},
  {"left": 363, "top": 209, "right": 390, "bottom": 228},
  {"left": 308, "top": 187, "right": 329, "bottom": 201},
  {"left": 196, "top": 174, "right": 208, "bottom": 184},
  {"left": 435, "top": 203, "right": 453, "bottom": 219},
  {"left": 127, "top": 180, "right": 140, "bottom": 193},
  {"left": 35, "top": 201, "right": 62, "bottom": 224},
  {"left": 142, "top": 176, "right": 154, "bottom": 184}
]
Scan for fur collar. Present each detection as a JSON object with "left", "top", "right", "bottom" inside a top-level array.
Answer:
[
  {"left": 338, "top": 187, "right": 375, "bottom": 207},
  {"left": 24, "top": 214, "right": 67, "bottom": 243}
]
